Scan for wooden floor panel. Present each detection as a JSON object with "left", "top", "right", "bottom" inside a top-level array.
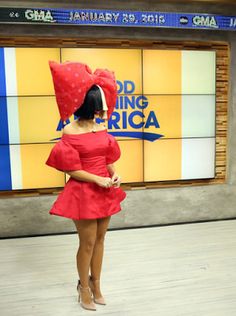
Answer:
[{"left": 0, "top": 219, "right": 236, "bottom": 315}]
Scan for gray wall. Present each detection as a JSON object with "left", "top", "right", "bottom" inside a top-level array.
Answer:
[{"left": 0, "top": 0, "right": 236, "bottom": 237}]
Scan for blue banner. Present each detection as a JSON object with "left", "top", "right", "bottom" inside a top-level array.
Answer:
[
  {"left": 0, "top": 48, "right": 12, "bottom": 190},
  {"left": 0, "top": 7, "right": 235, "bottom": 31}
]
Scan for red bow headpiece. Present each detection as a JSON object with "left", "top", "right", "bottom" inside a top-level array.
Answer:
[{"left": 49, "top": 61, "right": 117, "bottom": 121}]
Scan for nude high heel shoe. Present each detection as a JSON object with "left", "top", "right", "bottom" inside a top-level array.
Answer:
[
  {"left": 89, "top": 276, "right": 106, "bottom": 305},
  {"left": 77, "top": 280, "right": 96, "bottom": 311}
]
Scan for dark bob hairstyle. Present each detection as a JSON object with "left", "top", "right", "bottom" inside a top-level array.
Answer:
[{"left": 74, "top": 85, "right": 103, "bottom": 120}]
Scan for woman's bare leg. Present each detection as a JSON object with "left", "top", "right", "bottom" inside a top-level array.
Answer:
[
  {"left": 73, "top": 219, "right": 97, "bottom": 303},
  {"left": 90, "top": 216, "right": 111, "bottom": 298}
]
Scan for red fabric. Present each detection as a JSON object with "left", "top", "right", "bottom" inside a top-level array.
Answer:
[
  {"left": 49, "top": 61, "right": 117, "bottom": 121},
  {"left": 46, "top": 130, "right": 126, "bottom": 220},
  {"left": 46, "top": 140, "right": 82, "bottom": 172},
  {"left": 106, "top": 134, "right": 121, "bottom": 164}
]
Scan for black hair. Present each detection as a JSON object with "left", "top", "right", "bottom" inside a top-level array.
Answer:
[{"left": 74, "top": 85, "right": 103, "bottom": 120}]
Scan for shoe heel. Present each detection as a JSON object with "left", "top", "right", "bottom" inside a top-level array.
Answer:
[
  {"left": 77, "top": 279, "right": 96, "bottom": 311},
  {"left": 77, "top": 281, "right": 80, "bottom": 302},
  {"left": 89, "top": 275, "right": 106, "bottom": 305}
]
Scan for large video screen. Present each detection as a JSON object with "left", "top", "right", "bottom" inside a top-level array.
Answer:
[{"left": 0, "top": 47, "right": 216, "bottom": 190}]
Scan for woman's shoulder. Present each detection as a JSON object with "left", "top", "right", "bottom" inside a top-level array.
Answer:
[{"left": 63, "top": 121, "right": 78, "bottom": 135}]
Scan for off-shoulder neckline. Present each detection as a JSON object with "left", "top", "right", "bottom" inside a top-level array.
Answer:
[{"left": 62, "top": 129, "right": 107, "bottom": 137}]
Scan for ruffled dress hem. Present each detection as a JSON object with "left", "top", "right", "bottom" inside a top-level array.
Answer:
[{"left": 49, "top": 205, "right": 123, "bottom": 221}]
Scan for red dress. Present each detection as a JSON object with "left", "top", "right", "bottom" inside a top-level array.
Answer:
[{"left": 46, "top": 129, "right": 126, "bottom": 220}]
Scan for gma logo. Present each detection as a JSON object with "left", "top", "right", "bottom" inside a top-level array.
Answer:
[
  {"left": 25, "top": 9, "right": 55, "bottom": 23},
  {"left": 192, "top": 15, "right": 218, "bottom": 28}
]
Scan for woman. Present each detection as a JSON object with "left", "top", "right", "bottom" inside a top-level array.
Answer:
[{"left": 46, "top": 61, "right": 126, "bottom": 311}]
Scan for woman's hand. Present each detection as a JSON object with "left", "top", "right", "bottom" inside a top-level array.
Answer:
[
  {"left": 95, "top": 176, "right": 113, "bottom": 188},
  {"left": 111, "top": 173, "right": 121, "bottom": 188}
]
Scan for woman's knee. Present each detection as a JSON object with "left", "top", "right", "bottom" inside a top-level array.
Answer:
[
  {"left": 95, "top": 216, "right": 110, "bottom": 244},
  {"left": 74, "top": 219, "right": 97, "bottom": 253},
  {"left": 79, "top": 238, "right": 96, "bottom": 253},
  {"left": 95, "top": 232, "right": 106, "bottom": 244}
]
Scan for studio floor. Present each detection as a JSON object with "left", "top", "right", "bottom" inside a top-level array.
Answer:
[{"left": 0, "top": 219, "right": 236, "bottom": 316}]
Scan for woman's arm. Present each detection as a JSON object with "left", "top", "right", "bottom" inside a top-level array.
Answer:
[
  {"left": 107, "top": 164, "right": 121, "bottom": 187},
  {"left": 107, "top": 163, "right": 115, "bottom": 177},
  {"left": 66, "top": 170, "right": 112, "bottom": 188}
]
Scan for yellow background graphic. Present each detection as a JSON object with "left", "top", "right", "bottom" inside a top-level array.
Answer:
[
  {"left": 144, "top": 139, "right": 182, "bottom": 181},
  {"left": 143, "top": 96, "right": 182, "bottom": 139},
  {"left": 18, "top": 97, "right": 60, "bottom": 143},
  {"left": 143, "top": 50, "right": 182, "bottom": 94},
  {"left": 20, "top": 144, "right": 65, "bottom": 189},
  {"left": 15, "top": 48, "right": 60, "bottom": 96}
]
